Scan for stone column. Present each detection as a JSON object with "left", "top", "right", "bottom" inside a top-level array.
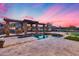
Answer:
[
  {"left": 23, "top": 22, "right": 28, "bottom": 35},
  {"left": 35, "top": 23, "right": 38, "bottom": 34},
  {"left": 20, "top": 22, "right": 23, "bottom": 33},
  {"left": 43, "top": 24, "right": 45, "bottom": 34},
  {"left": 46, "top": 24, "right": 49, "bottom": 32},
  {"left": 30, "top": 24, "right": 33, "bottom": 32},
  {"left": 42, "top": 24, "right": 45, "bottom": 38},
  {"left": 4, "top": 21, "right": 10, "bottom": 36}
]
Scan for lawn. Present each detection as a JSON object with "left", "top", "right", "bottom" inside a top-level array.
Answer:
[
  {"left": 71, "top": 32, "right": 79, "bottom": 37},
  {"left": 65, "top": 32, "right": 79, "bottom": 41}
]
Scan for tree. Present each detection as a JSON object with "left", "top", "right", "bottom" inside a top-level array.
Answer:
[{"left": 69, "top": 25, "right": 76, "bottom": 30}]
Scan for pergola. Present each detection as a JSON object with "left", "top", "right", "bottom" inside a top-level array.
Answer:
[{"left": 3, "top": 18, "right": 48, "bottom": 36}]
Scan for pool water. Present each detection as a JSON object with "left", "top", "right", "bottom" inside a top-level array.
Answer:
[
  {"left": 34, "top": 34, "right": 48, "bottom": 40},
  {"left": 34, "top": 33, "right": 63, "bottom": 40}
]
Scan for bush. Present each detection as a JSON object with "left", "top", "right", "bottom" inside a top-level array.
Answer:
[{"left": 65, "top": 36, "right": 79, "bottom": 41}]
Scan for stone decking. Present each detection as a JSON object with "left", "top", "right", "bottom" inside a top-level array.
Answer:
[{"left": 0, "top": 36, "right": 79, "bottom": 56}]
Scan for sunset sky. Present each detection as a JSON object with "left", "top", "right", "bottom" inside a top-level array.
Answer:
[{"left": 0, "top": 3, "right": 79, "bottom": 27}]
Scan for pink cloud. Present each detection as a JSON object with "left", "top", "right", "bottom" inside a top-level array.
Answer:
[
  {"left": 38, "top": 5, "right": 79, "bottom": 27},
  {"left": 0, "top": 3, "right": 7, "bottom": 14},
  {"left": 51, "top": 11, "right": 79, "bottom": 27},
  {"left": 38, "top": 5, "right": 64, "bottom": 23},
  {"left": 23, "top": 16, "right": 34, "bottom": 20},
  {"left": 0, "top": 3, "right": 14, "bottom": 19}
]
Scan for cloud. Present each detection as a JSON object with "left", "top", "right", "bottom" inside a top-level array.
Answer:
[
  {"left": 38, "top": 5, "right": 64, "bottom": 23},
  {"left": 0, "top": 3, "right": 13, "bottom": 18},
  {"left": 38, "top": 4, "right": 79, "bottom": 27},
  {"left": 0, "top": 3, "right": 7, "bottom": 14}
]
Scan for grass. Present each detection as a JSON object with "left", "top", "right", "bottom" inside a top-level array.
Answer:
[
  {"left": 65, "top": 32, "right": 79, "bottom": 41},
  {"left": 71, "top": 32, "right": 79, "bottom": 37},
  {"left": 65, "top": 36, "right": 79, "bottom": 41}
]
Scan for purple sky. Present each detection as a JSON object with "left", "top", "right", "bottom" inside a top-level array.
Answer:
[{"left": 0, "top": 3, "right": 79, "bottom": 27}]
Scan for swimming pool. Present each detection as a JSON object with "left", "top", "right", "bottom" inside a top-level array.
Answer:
[
  {"left": 34, "top": 34, "right": 48, "bottom": 40},
  {"left": 34, "top": 33, "right": 63, "bottom": 40}
]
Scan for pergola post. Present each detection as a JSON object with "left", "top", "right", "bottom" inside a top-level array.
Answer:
[
  {"left": 30, "top": 24, "right": 33, "bottom": 31},
  {"left": 20, "top": 22, "right": 23, "bottom": 33},
  {"left": 46, "top": 24, "right": 49, "bottom": 32},
  {"left": 4, "top": 21, "right": 10, "bottom": 36},
  {"left": 43, "top": 24, "right": 45, "bottom": 35},
  {"left": 36, "top": 23, "right": 38, "bottom": 34},
  {"left": 23, "top": 22, "right": 28, "bottom": 35}
]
